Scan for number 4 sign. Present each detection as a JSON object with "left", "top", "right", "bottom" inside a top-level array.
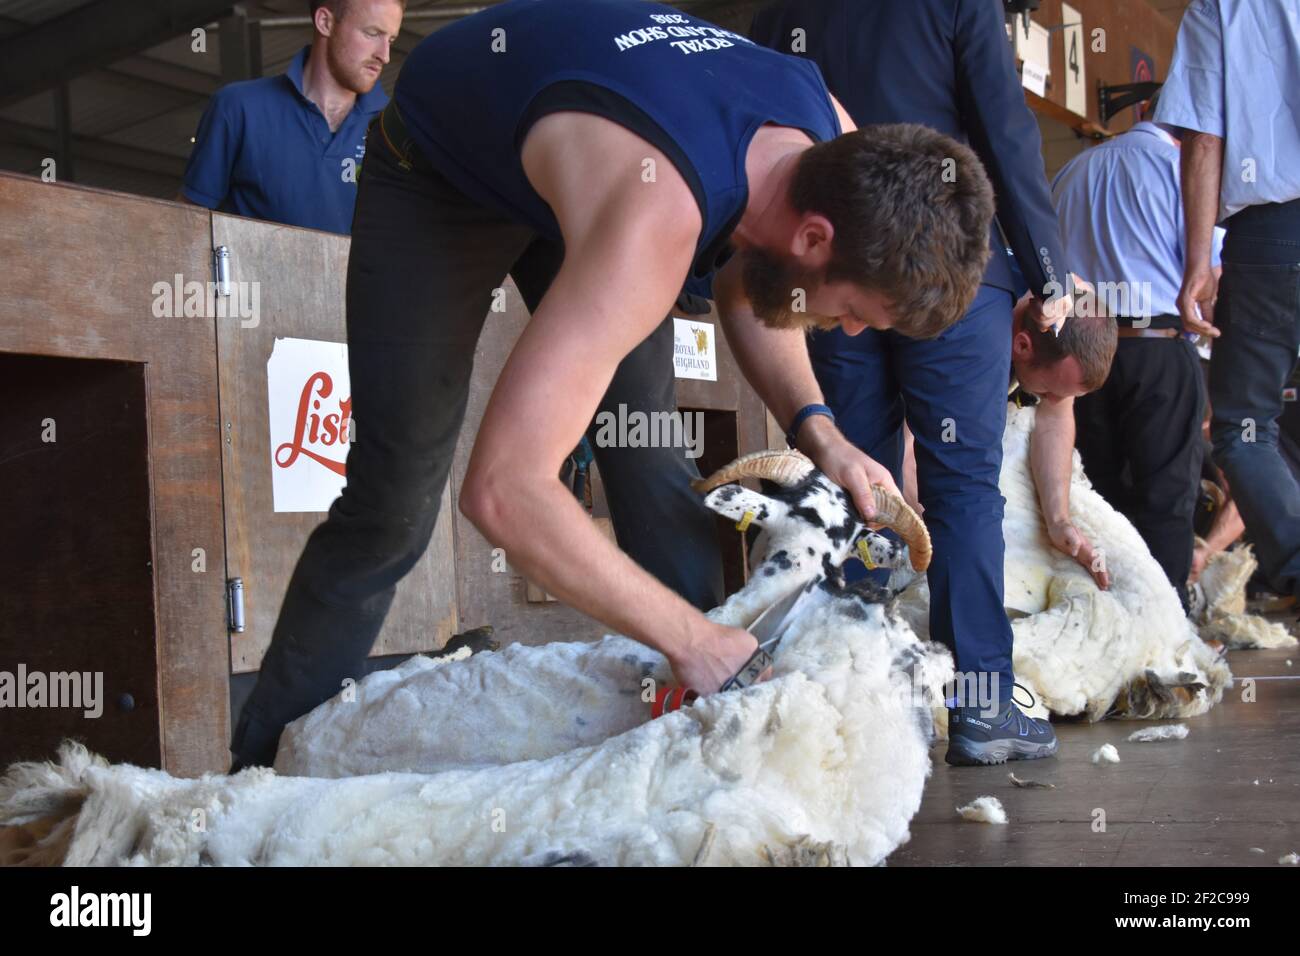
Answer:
[{"left": 1062, "top": 4, "right": 1086, "bottom": 117}]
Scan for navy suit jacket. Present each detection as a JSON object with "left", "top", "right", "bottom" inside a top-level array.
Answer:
[{"left": 750, "top": 0, "right": 1068, "bottom": 299}]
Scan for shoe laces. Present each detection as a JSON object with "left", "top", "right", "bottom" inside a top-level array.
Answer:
[
  {"left": 999, "top": 684, "right": 1043, "bottom": 735},
  {"left": 1012, "top": 682, "right": 1037, "bottom": 711}
]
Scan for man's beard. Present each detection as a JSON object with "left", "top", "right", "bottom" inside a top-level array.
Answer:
[
  {"left": 740, "top": 247, "right": 835, "bottom": 331},
  {"left": 326, "top": 41, "right": 381, "bottom": 95}
]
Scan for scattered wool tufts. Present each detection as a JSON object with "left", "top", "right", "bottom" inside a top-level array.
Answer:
[
  {"left": 1249, "top": 847, "right": 1266, "bottom": 854},
  {"left": 956, "top": 796, "right": 1008, "bottom": 824},
  {"left": 1008, "top": 772, "right": 1056, "bottom": 790},
  {"left": 1280, "top": 852, "right": 1300, "bottom": 865},
  {"left": 1091, "top": 744, "right": 1121, "bottom": 764},
  {"left": 1126, "top": 724, "right": 1189, "bottom": 743}
]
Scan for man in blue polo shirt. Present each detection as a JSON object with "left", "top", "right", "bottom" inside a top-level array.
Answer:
[{"left": 182, "top": 0, "right": 404, "bottom": 233}]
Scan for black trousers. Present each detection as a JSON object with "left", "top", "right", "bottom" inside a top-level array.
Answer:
[
  {"left": 1074, "top": 334, "right": 1205, "bottom": 610},
  {"left": 229, "top": 110, "right": 723, "bottom": 768},
  {"left": 1207, "top": 198, "right": 1300, "bottom": 597}
]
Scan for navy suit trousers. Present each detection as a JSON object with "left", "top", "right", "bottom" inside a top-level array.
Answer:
[{"left": 809, "top": 284, "right": 1016, "bottom": 703}]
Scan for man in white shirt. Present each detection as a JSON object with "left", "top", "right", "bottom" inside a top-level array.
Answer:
[
  {"left": 1157, "top": 0, "right": 1300, "bottom": 600},
  {"left": 1052, "top": 95, "right": 1224, "bottom": 608}
]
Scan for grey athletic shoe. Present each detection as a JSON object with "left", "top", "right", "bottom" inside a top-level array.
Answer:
[{"left": 945, "top": 698, "right": 1058, "bottom": 766}]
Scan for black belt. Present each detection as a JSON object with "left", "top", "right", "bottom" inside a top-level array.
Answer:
[
  {"left": 1115, "top": 314, "right": 1181, "bottom": 331},
  {"left": 1116, "top": 326, "right": 1181, "bottom": 339}
]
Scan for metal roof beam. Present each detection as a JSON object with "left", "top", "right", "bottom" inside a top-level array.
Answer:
[
  {"left": 0, "top": 0, "right": 235, "bottom": 109},
  {"left": 0, "top": 117, "right": 189, "bottom": 178}
]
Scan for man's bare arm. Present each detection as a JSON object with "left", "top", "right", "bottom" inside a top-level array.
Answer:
[
  {"left": 1031, "top": 397, "right": 1109, "bottom": 589},
  {"left": 460, "top": 115, "right": 757, "bottom": 694},
  {"left": 1191, "top": 483, "right": 1244, "bottom": 583},
  {"left": 1178, "top": 130, "right": 1224, "bottom": 336},
  {"left": 901, "top": 422, "right": 922, "bottom": 515},
  {"left": 829, "top": 94, "right": 857, "bottom": 135}
]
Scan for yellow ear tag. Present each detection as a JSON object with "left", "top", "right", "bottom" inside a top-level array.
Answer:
[
  {"left": 856, "top": 538, "right": 876, "bottom": 570},
  {"left": 735, "top": 510, "right": 755, "bottom": 533}
]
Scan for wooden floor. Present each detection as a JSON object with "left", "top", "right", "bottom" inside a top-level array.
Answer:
[{"left": 889, "top": 645, "right": 1300, "bottom": 866}]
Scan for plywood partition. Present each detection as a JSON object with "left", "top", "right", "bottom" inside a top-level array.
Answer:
[
  {"left": 211, "top": 214, "right": 457, "bottom": 673},
  {"left": 0, "top": 171, "right": 775, "bottom": 774},
  {"left": 0, "top": 172, "right": 228, "bottom": 777}
]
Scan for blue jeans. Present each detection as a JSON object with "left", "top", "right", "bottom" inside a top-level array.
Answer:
[
  {"left": 1208, "top": 198, "right": 1300, "bottom": 596},
  {"left": 809, "top": 284, "right": 1015, "bottom": 702}
]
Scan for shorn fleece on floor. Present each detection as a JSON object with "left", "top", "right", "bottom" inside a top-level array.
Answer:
[
  {"left": 0, "top": 607, "right": 941, "bottom": 866},
  {"left": 0, "top": 458, "right": 950, "bottom": 866},
  {"left": 891, "top": 403, "right": 1238, "bottom": 722}
]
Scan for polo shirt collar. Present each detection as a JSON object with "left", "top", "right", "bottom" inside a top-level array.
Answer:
[{"left": 286, "top": 45, "right": 311, "bottom": 100}]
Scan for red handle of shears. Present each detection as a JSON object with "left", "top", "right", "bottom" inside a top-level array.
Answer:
[{"left": 650, "top": 646, "right": 775, "bottom": 719}]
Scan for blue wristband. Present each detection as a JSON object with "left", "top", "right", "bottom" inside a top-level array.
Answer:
[{"left": 786, "top": 404, "right": 835, "bottom": 448}]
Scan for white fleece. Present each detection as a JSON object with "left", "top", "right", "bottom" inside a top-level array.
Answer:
[{"left": 893, "top": 404, "right": 1233, "bottom": 722}]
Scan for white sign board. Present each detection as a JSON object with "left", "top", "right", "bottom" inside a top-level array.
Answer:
[
  {"left": 673, "top": 317, "right": 717, "bottom": 381},
  {"left": 1013, "top": 18, "right": 1051, "bottom": 98},
  {"left": 267, "top": 336, "right": 353, "bottom": 513},
  {"left": 1061, "top": 4, "right": 1087, "bottom": 116},
  {"left": 1012, "top": 17, "right": 1050, "bottom": 68},
  {"left": 1022, "top": 60, "right": 1048, "bottom": 97}
]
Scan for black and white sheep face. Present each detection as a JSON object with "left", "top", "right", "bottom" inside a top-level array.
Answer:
[
  {"left": 857, "top": 531, "right": 918, "bottom": 587},
  {"left": 702, "top": 474, "right": 864, "bottom": 585},
  {"left": 702, "top": 476, "right": 918, "bottom": 596}
]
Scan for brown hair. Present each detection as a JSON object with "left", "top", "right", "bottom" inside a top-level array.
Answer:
[
  {"left": 1020, "top": 310, "right": 1118, "bottom": 392},
  {"left": 788, "top": 123, "right": 995, "bottom": 339}
]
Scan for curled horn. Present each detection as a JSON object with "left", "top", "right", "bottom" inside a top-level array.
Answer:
[
  {"left": 868, "top": 485, "right": 932, "bottom": 572},
  {"left": 693, "top": 450, "right": 933, "bottom": 573},
  {"left": 690, "top": 449, "right": 816, "bottom": 493}
]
